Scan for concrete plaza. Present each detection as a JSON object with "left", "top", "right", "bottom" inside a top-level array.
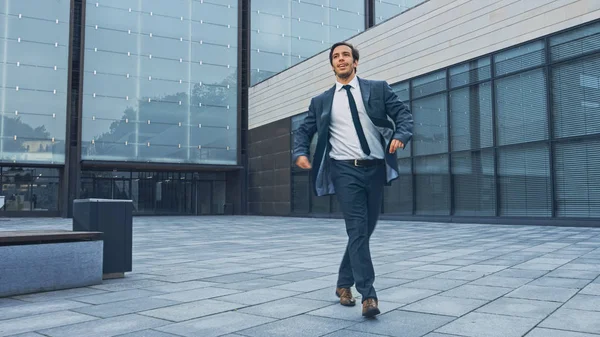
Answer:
[{"left": 0, "top": 216, "right": 599, "bottom": 337}]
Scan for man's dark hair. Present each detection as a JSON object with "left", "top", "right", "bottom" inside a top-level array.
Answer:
[{"left": 329, "top": 42, "right": 359, "bottom": 68}]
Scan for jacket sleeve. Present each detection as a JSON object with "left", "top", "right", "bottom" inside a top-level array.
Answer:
[
  {"left": 292, "top": 97, "right": 318, "bottom": 164},
  {"left": 383, "top": 81, "right": 413, "bottom": 146}
]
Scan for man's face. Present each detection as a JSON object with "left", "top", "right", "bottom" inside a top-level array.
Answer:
[{"left": 331, "top": 45, "right": 357, "bottom": 78}]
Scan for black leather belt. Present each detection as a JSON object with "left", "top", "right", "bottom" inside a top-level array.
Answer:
[{"left": 338, "top": 159, "right": 385, "bottom": 167}]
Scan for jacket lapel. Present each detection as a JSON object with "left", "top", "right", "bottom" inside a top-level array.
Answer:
[
  {"left": 358, "top": 77, "right": 370, "bottom": 107},
  {"left": 320, "top": 85, "right": 336, "bottom": 129}
]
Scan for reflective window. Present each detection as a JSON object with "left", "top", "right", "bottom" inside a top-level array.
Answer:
[
  {"left": 0, "top": 0, "right": 70, "bottom": 164},
  {"left": 415, "top": 154, "right": 450, "bottom": 215},
  {"left": 498, "top": 143, "right": 551, "bottom": 217},
  {"left": 1, "top": 166, "right": 60, "bottom": 212},
  {"left": 374, "top": 0, "right": 427, "bottom": 24},
  {"left": 495, "top": 69, "right": 548, "bottom": 146},
  {"left": 452, "top": 150, "right": 495, "bottom": 216},
  {"left": 552, "top": 55, "right": 600, "bottom": 138},
  {"left": 494, "top": 40, "right": 545, "bottom": 76},
  {"left": 250, "top": 0, "right": 365, "bottom": 85},
  {"left": 450, "top": 82, "right": 493, "bottom": 151},
  {"left": 550, "top": 21, "right": 600, "bottom": 62},
  {"left": 80, "top": 169, "right": 227, "bottom": 215},
  {"left": 412, "top": 93, "right": 448, "bottom": 155},
  {"left": 555, "top": 138, "right": 600, "bottom": 217},
  {"left": 81, "top": 1, "right": 237, "bottom": 165}
]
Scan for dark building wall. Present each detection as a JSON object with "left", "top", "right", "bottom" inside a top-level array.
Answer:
[{"left": 248, "top": 118, "right": 291, "bottom": 215}]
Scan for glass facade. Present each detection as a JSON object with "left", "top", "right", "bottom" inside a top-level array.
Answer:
[
  {"left": 81, "top": 0, "right": 238, "bottom": 165},
  {"left": 1, "top": 166, "right": 60, "bottom": 212},
  {"left": 250, "top": 0, "right": 365, "bottom": 85},
  {"left": 374, "top": 0, "right": 427, "bottom": 25},
  {"left": 290, "top": 20, "right": 600, "bottom": 219},
  {"left": 0, "top": 0, "right": 70, "bottom": 164},
  {"left": 80, "top": 170, "right": 227, "bottom": 215}
]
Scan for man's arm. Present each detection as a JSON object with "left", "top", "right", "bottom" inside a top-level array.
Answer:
[
  {"left": 292, "top": 98, "right": 318, "bottom": 167},
  {"left": 383, "top": 81, "right": 413, "bottom": 150}
]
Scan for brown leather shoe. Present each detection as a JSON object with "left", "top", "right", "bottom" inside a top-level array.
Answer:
[
  {"left": 335, "top": 287, "right": 356, "bottom": 306},
  {"left": 362, "top": 298, "right": 380, "bottom": 317}
]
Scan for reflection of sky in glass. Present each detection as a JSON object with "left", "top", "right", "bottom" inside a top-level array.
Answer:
[
  {"left": 250, "top": 0, "right": 365, "bottom": 85},
  {"left": 374, "top": 0, "right": 427, "bottom": 24},
  {"left": 82, "top": 0, "right": 237, "bottom": 165},
  {"left": 0, "top": 0, "right": 70, "bottom": 164}
]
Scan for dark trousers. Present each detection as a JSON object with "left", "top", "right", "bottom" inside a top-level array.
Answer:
[{"left": 330, "top": 159, "right": 385, "bottom": 302}]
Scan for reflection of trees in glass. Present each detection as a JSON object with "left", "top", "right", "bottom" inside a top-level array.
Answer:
[
  {"left": 87, "top": 72, "right": 237, "bottom": 162},
  {"left": 1, "top": 116, "right": 58, "bottom": 156}
]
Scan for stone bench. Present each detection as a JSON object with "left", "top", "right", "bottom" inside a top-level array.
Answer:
[{"left": 0, "top": 230, "right": 103, "bottom": 297}]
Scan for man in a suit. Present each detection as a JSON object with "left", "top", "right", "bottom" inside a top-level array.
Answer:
[{"left": 292, "top": 42, "right": 413, "bottom": 317}]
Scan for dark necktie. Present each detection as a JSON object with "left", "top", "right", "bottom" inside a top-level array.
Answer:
[{"left": 342, "top": 84, "right": 371, "bottom": 156}]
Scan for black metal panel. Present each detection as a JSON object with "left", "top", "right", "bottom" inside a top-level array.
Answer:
[{"left": 62, "top": 0, "right": 85, "bottom": 218}]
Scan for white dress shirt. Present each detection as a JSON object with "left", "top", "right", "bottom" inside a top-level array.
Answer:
[{"left": 328, "top": 76, "right": 385, "bottom": 160}]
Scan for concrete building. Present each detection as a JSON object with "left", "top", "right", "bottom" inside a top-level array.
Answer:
[{"left": 248, "top": 0, "right": 600, "bottom": 226}]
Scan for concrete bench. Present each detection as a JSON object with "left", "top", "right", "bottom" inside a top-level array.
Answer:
[{"left": 0, "top": 230, "right": 103, "bottom": 297}]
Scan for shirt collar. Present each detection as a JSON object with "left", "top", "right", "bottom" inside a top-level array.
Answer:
[{"left": 336, "top": 75, "right": 359, "bottom": 92}]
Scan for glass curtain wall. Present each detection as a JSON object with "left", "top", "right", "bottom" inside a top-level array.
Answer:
[
  {"left": 374, "top": 0, "right": 427, "bottom": 25},
  {"left": 290, "top": 20, "right": 600, "bottom": 219},
  {"left": 80, "top": 170, "right": 227, "bottom": 215},
  {"left": 0, "top": 166, "right": 60, "bottom": 212},
  {"left": 250, "top": 0, "right": 365, "bottom": 85},
  {"left": 81, "top": 0, "right": 238, "bottom": 165},
  {"left": 0, "top": 0, "right": 70, "bottom": 164}
]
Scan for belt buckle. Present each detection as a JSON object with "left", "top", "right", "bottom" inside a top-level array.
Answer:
[{"left": 354, "top": 159, "right": 361, "bottom": 167}]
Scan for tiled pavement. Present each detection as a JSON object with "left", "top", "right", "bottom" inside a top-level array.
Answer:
[{"left": 1, "top": 216, "right": 600, "bottom": 337}]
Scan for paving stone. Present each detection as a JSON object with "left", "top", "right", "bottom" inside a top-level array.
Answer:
[
  {"left": 12, "top": 287, "right": 108, "bottom": 302},
  {"left": 73, "top": 297, "right": 178, "bottom": 318},
  {"left": 539, "top": 308, "right": 600, "bottom": 334},
  {"left": 563, "top": 294, "right": 600, "bottom": 311},
  {"left": 216, "top": 288, "right": 300, "bottom": 305},
  {"left": 442, "top": 284, "right": 512, "bottom": 301},
  {"left": 402, "top": 278, "right": 468, "bottom": 291},
  {"left": 476, "top": 297, "right": 562, "bottom": 319},
  {"left": 0, "top": 300, "right": 89, "bottom": 320},
  {"left": 506, "top": 285, "right": 578, "bottom": 302},
  {"left": 469, "top": 276, "right": 533, "bottom": 288},
  {"left": 431, "top": 270, "right": 488, "bottom": 281},
  {"left": 307, "top": 300, "right": 404, "bottom": 322},
  {"left": 490, "top": 268, "right": 548, "bottom": 279},
  {"left": 115, "top": 330, "right": 182, "bottom": 337},
  {"left": 546, "top": 269, "right": 600, "bottom": 280},
  {"left": 72, "top": 289, "right": 164, "bottom": 305},
  {"left": 154, "top": 311, "right": 275, "bottom": 337},
  {"left": 216, "top": 278, "right": 291, "bottom": 291},
  {"left": 271, "top": 279, "right": 331, "bottom": 292},
  {"left": 238, "top": 297, "right": 331, "bottom": 319},
  {"left": 348, "top": 310, "right": 455, "bottom": 337},
  {"left": 580, "top": 283, "right": 600, "bottom": 296},
  {"left": 436, "top": 312, "right": 541, "bottom": 337},
  {"left": 527, "top": 277, "right": 590, "bottom": 289},
  {"left": 525, "top": 327, "right": 600, "bottom": 337},
  {"left": 323, "top": 330, "right": 398, "bottom": 337},
  {"left": 3, "top": 217, "right": 600, "bottom": 336},
  {"left": 401, "top": 295, "right": 487, "bottom": 317},
  {"left": 141, "top": 280, "right": 217, "bottom": 293},
  {"left": 152, "top": 286, "right": 240, "bottom": 302},
  {"left": 140, "top": 299, "right": 244, "bottom": 322},
  {"left": 0, "top": 311, "right": 97, "bottom": 337},
  {"left": 38, "top": 314, "right": 168, "bottom": 337},
  {"left": 238, "top": 314, "right": 356, "bottom": 337},
  {"left": 377, "top": 286, "right": 439, "bottom": 304}
]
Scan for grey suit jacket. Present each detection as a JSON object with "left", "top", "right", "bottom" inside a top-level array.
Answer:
[{"left": 292, "top": 76, "right": 413, "bottom": 197}]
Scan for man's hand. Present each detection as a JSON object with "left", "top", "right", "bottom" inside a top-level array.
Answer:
[
  {"left": 295, "top": 155, "right": 312, "bottom": 169},
  {"left": 389, "top": 139, "right": 405, "bottom": 153}
]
